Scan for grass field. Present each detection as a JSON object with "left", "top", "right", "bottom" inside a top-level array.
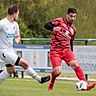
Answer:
[{"left": 0, "top": 78, "right": 96, "bottom": 96}]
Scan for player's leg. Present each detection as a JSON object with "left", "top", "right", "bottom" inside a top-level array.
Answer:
[
  {"left": 86, "top": 82, "right": 96, "bottom": 90},
  {"left": 69, "top": 60, "right": 86, "bottom": 81},
  {"left": 0, "top": 51, "right": 50, "bottom": 84},
  {"left": 0, "top": 64, "right": 15, "bottom": 83},
  {"left": 48, "top": 66, "right": 61, "bottom": 91},
  {"left": 18, "top": 58, "right": 50, "bottom": 84},
  {"left": 48, "top": 51, "right": 62, "bottom": 91},
  {"left": 63, "top": 49, "right": 86, "bottom": 81},
  {"left": 0, "top": 70, "right": 10, "bottom": 83},
  {"left": 64, "top": 49, "right": 96, "bottom": 91},
  {"left": 0, "top": 51, "right": 16, "bottom": 83},
  {"left": 69, "top": 60, "right": 96, "bottom": 91}
]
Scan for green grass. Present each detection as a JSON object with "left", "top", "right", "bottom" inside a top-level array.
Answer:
[{"left": 0, "top": 78, "right": 96, "bottom": 96}]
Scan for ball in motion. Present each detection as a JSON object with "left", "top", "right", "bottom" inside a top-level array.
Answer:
[{"left": 76, "top": 80, "right": 88, "bottom": 91}]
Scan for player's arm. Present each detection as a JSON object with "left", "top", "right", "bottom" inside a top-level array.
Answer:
[
  {"left": 44, "top": 22, "right": 54, "bottom": 31},
  {"left": 14, "top": 35, "right": 20, "bottom": 44},
  {"left": 70, "top": 34, "right": 76, "bottom": 51},
  {"left": 14, "top": 22, "right": 20, "bottom": 44},
  {"left": 70, "top": 25, "right": 76, "bottom": 51},
  {"left": 44, "top": 21, "right": 61, "bottom": 32},
  {"left": 70, "top": 32, "right": 76, "bottom": 51},
  {"left": 70, "top": 40, "right": 73, "bottom": 51},
  {"left": 44, "top": 18, "right": 62, "bottom": 31}
]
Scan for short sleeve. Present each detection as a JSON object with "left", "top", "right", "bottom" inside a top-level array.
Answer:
[{"left": 52, "top": 17, "right": 63, "bottom": 26}]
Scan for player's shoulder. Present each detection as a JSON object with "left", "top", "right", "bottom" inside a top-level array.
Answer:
[
  {"left": 0, "top": 18, "right": 7, "bottom": 24},
  {"left": 54, "top": 17, "right": 63, "bottom": 21},
  {"left": 14, "top": 20, "right": 18, "bottom": 23},
  {"left": 14, "top": 21, "right": 19, "bottom": 26}
]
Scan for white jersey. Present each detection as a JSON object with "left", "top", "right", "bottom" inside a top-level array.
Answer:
[
  {"left": 0, "top": 17, "right": 20, "bottom": 49},
  {"left": 0, "top": 17, "right": 20, "bottom": 65}
]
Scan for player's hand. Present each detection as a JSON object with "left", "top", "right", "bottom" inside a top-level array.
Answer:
[{"left": 53, "top": 26, "right": 61, "bottom": 31}]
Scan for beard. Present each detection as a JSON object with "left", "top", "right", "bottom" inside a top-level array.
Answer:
[{"left": 68, "top": 20, "right": 74, "bottom": 24}]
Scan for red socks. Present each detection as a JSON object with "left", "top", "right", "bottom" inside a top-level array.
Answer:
[
  {"left": 74, "top": 66, "right": 86, "bottom": 81},
  {"left": 48, "top": 71, "right": 60, "bottom": 91},
  {"left": 51, "top": 71, "right": 57, "bottom": 83}
]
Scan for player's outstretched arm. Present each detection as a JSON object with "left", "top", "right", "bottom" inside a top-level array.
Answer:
[{"left": 44, "top": 22, "right": 54, "bottom": 31}]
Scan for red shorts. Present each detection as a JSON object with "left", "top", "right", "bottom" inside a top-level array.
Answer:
[{"left": 50, "top": 49, "right": 77, "bottom": 67}]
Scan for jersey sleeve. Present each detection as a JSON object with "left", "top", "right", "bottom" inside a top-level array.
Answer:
[
  {"left": 52, "top": 17, "right": 63, "bottom": 26},
  {"left": 44, "top": 17, "right": 63, "bottom": 31}
]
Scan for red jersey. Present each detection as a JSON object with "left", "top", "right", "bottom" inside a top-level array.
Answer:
[{"left": 50, "top": 17, "right": 76, "bottom": 51}]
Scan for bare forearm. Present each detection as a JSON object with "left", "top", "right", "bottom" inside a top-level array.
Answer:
[{"left": 14, "top": 36, "right": 20, "bottom": 44}]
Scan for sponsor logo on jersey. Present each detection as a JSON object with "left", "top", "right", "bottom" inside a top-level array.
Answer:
[{"left": 6, "top": 34, "right": 14, "bottom": 38}]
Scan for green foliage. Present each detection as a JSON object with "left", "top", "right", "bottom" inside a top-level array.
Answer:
[{"left": 0, "top": 0, "right": 96, "bottom": 38}]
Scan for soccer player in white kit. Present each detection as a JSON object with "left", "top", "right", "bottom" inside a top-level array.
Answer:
[{"left": 0, "top": 4, "right": 50, "bottom": 84}]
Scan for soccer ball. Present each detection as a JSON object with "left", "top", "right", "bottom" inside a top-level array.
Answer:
[{"left": 76, "top": 80, "right": 88, "bottom": 91}]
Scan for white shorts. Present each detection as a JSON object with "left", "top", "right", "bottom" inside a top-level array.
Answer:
[{"left": 0, "top": 48, "right": 19, "bottom": 65}]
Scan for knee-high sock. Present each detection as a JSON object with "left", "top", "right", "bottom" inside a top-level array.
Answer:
[
  {"left": 0, "top": 70, "right": 10, "bottom": 83},
  {"left": 74, "top": 66, "right": 86, "bottom": 81},
  {"left": 51, "top": 71, "right": 60, "bottom": 83},
  {"left": 25, "top": 66, "right": 41, "bottom": 81}
]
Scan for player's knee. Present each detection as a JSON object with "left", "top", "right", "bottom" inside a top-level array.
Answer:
[
  {"left": 68, "top": 60, "right": 79, "bottom": 69},
  {"left": 6, "top": 67, "right": 15, "bottom": 74},
  {"left": 53, "top": 67, "right": 62, "bottom": 76},
  {"left": 18, "top": 58, "right": 29, "bottom": 69},
  {"left": 55, "top": 70, "right": 61, "bottom": 76}
]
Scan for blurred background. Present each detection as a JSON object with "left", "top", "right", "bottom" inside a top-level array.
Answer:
[
  {"left": 0, "top": 0, "right": 96, "bottom": 40},
  {"left": 0, "top": 1, "right": 96, "bottom": 96}
]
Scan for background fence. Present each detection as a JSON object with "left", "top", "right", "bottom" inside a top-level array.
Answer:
[{"left": 1, "top": 38, "right": 96, "bottom": 80}]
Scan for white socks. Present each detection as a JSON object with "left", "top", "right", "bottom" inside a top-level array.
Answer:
[
  {"left": 25, "top": 67, "right": 41, "bottom": 82},
  {"left": 0, "top": 70, "right": 10, "bottom": 83},
  {"left": 0, "top": 67, "right": 41, "bottom": 83}
]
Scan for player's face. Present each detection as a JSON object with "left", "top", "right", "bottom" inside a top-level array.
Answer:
[
  {"left": 14, "top": 9, "right": 19, "bottom": 20},
  {"left": 66, "top": 12, "right": 77, "bottom": 24}
]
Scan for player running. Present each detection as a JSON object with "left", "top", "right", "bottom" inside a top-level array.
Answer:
[
  {"left": 44, "top": 8, "right": 96, "bottom": 91},
  {"left": 0, "top": 4, "right": 50, "bottom": 85}
]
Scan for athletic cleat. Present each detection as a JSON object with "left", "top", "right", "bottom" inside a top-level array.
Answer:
[
  {"left": 86, "top": 82, "right": 96, "bottom": 91},
  {"left": 39, "top": 75, "right": 50, "bottom": 84}
]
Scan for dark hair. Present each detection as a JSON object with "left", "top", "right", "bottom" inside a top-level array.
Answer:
[
  {"left": 67, "top": 8, "right": 77, "bottom": 14},
  {"left": 8, "top": 4, "right": 19, "bottom": 14}
]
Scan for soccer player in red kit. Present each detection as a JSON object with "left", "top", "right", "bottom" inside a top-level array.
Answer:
[{"left": 44, "top": 8, "right": 96, "bottom": 91}]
